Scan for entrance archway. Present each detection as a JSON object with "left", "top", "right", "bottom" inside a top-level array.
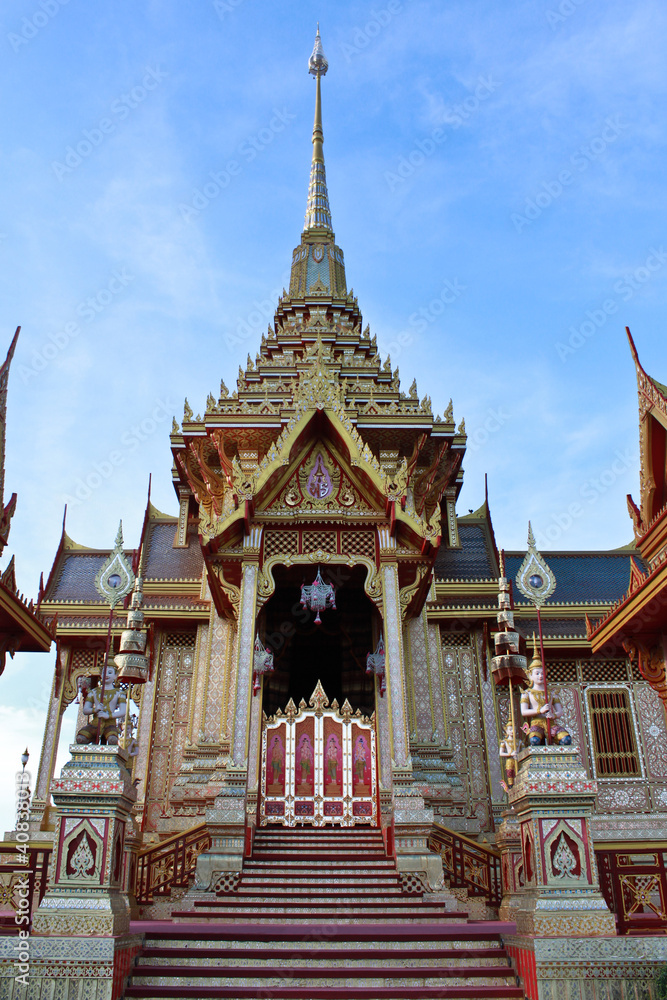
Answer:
[{"left": 260, "top": 564, "right": 376, "bottom": 718}]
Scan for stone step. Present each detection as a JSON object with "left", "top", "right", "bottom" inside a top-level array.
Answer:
[
  {"left": 125, "top": 986, "right": 524, "bottom": 999},
  {"left": 244, "top": 860, "right": 396, "bottom": 869},
  {"left": 218, "top": 892, "right": 418, "bottom": 904},
  {"left": 130, "top": 968, "right": 517, "bottom": 988},
  {"left": 173, "top": 912, "right": 459, "bottom": 924},
  {"left": 255, "top": 827, "right": 383, "bottom": 835},
  {"left": 235, "top": 875, "right": 403, "bottom": 884},
  {"left": 142, "top": 923, "right": 512, "bottom": 949},
  {"left": 138, "top": 948, "right": 507, "bottom": 968},
  {"left": 193, "top": 896, "right": 451, "bottom": 910},
  {"left": 227, "top": 886, "right": 408, "bottom": 897},
  {"left": 248, "top": 852, "right": 388, "bottom": 861}
]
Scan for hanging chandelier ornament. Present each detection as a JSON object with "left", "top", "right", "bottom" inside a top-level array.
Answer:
[
  {"left": 366, "top": 636, "right": 386, "bottom": 695},
  {"left": 253, "top": 635, "right": 274, "bottom": 695},
  {"left": 300, "top": 566, "right": 336, "bottom": 624}
]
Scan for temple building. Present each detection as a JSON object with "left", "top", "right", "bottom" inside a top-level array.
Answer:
[
  {"left": 0, "top": 329, "right": 54, "bottom": 677},
  {"left": 2, "top": 27, "right": 667, "bottom": 1000}
]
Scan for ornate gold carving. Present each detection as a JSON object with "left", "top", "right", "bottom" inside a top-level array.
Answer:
[
  {"left": 399, "top": 565, "right": 429, "bottom": 620},
  {"left": 189, "top": 439, "right": 227, "bottom": 516},
  {"left": 624, "top": 638, "right": 667, "bottom": 706},
  {"left": 212, "top": 565, "right": 240, "bottom": 619},
  {"left": 309, "top": 679, "right": 329, "bottom": 715},
  {"left": 384, "top": 456, "right": 409, "bottom": 500},
  {"left": 232, "top": 454, "right": 257, "bottom": 501},
  {"left": 256, "top": 566, "right": 276, "bottom": 611},
  {"left": 285, "top": 698, "right": 298, "bottom": 722},
  {"left": 293, "top": 350, "right": 346, "bottom": 413}
]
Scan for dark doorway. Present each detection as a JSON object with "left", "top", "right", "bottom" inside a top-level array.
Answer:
[{"left": 260, "top": 564, "right": 377, "bottom": 717}]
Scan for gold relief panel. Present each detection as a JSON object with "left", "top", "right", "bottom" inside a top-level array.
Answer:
[
  {"left": 273, "top": 446, "right": 372, "bottom": 513},
  {"left": 59, "top": 818, "right": 105, "bottom": 885}
]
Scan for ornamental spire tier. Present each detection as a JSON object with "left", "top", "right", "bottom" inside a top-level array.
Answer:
[
  {"left": 289, "top": 26, "right": 347, "bottom": 298},
  {"left": 305, "top": 25, "right": 331, "bottom": 231}
]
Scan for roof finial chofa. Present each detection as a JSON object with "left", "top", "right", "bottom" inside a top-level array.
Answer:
[
  {"left": 309, "top": 24, "right": 328, "bottom": 77},
  {"left": 304, "top": 25, "right": 333, "bottom": 233}
]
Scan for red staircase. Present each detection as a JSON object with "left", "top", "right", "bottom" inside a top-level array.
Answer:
[{"left": 124, "top": 826, "right": 524, "bottom": 999}]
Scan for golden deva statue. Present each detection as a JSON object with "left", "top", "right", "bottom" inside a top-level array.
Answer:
[
  {"left": 520, "top": 641, "right": 572, "bottom": 747},
  {"left": 76, "top": 661, "right": 127, "bottom": 746}
]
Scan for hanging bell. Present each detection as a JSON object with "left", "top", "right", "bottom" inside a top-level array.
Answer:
[{"left": 114, "top": 578, "right": 149, "bottom": 684}]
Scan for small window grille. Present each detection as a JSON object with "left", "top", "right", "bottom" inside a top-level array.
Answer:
[
  {"left": 440, "top": 631, "right": 471, "bottom": 648},
  {"left": 587, "top": 688, "right": 640, "bottom": 777},
  {"left": 581, "top": 659, "right": 628, "bottom": 682},
  {"left": 547, "top": 660, "right": 578, "bottom": 683}
]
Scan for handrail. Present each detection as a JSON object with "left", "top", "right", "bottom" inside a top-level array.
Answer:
[
  {"left": 0, "top": 844, "right": 51, "bottom": 932},
  {"left": 596, "top": 847, "right": 667, "bottom": 935},
  {"left": 429, "top": 823, "right": 502, "bottom": 909},
  {"left": 134, "top": 823, "right": 210, "bottom": 905},
  {"left": 136, "top": 822, "right": 208, "bottom": 859}
]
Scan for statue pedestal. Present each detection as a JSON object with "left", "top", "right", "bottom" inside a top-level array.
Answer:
[
  {"left": 24, "top": 746, "right": 142, "bottom": 1000},
  {"left": 504, "top": 745, "right": 615, "bottom": 937},
  {"left": 32, "top": 745, "right": 138, "bottom": 937}
]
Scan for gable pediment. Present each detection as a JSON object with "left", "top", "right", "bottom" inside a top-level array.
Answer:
[{"left": 260, "top": 434, "right": 376, "bottom": 515}]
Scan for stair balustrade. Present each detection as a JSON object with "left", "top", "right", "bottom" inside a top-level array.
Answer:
[
  {"left": 429, "top": 823, "right": 502, "bottom": 909},
  {"left": 596, "top": 847, "right": 667, "bottom": 934},
  {"left": 0, "top": 843, "right": 51, "bottom": 932},
  {"left": 134, "top": 823, "right": 210, "bottom": 905}
]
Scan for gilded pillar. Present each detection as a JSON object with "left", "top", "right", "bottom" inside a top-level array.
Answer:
[
  {"left": 381, "top": 562, "right": 447, "bottom": 895},
  {"left": 190, "top": 557, "right": 258, "bottom": 892},
  {"left": 29, "top": 649, "right": 68, "bottom": 832},
  {"left": 381, "top": 562, "right": 410, "bottom": 771},
  {"left": 231, "top": 561, "right": 258, "bottom": 767}
]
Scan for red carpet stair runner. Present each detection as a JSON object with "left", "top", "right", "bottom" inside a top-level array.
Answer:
[{"left": 124, "top": 826, "right": 524, "bottom": 999}]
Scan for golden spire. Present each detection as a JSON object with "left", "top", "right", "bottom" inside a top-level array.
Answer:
[{"left": 304, "top": 25, "right": 332, "bottom": 232}]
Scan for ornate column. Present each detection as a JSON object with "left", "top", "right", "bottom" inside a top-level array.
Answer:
[
  {"left": 231, "top": 559, "right": 259, "bottom": 767},
  {"left": 506, "top": 745, "right": 615, "bottom": 936},
  {"left": 192, "top": 552, "right": 259, "bottom": 892},
  {"left": 497, "top": 806, "right": 523, "bottom": 922},
  {"left": 381, "top": 561, "right": 446, "bottom": 894},
  {"left": 29, "top": 649, "right": 68, "bottom": 832},
  {"left": 381, "top": 562, "right": 410, "bottom": 772}
]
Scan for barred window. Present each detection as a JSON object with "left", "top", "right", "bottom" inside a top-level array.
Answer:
[{"left": 587, "top": 688, "right": 640, "bottom": 777}]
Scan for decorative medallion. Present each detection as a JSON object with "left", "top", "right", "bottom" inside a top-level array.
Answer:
[
  {"left": 94, "top": 522, "right": 135, "bottom": 607},
  {"left": 515, "top": 522, "right": 556, "bottom": 607},
  {"left": 307, "top": 453, "right": 333, "bottom": 499}
]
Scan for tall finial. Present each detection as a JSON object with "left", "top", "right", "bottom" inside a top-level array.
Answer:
[
  {"left": 309, "top": 24, "right": 328, "bottom": 77},
  {"left": 304, "top": 25, "right": 332, "bottom": 232}
]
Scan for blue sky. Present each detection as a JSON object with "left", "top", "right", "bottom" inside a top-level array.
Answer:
[{"left": 0, "top": 0, "right": 666, "bottom": 830}]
